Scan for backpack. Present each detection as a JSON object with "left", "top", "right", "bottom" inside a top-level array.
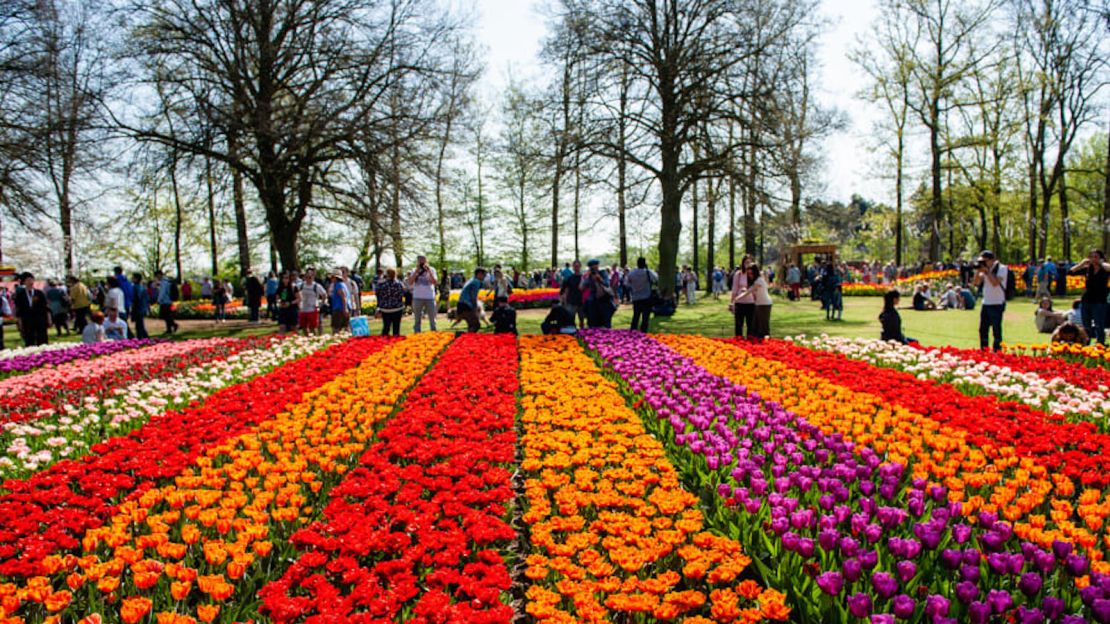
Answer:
[
  {"left": 1005, "top": 268, "right": 1016, "bottom": 300},
  {"left": 169, "top": 280, "right": 180, "bottom": 301}
]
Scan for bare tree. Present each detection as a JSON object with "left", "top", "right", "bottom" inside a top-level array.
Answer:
[{"left": 497, "top": 86, "right": 549, "bottom": 271}]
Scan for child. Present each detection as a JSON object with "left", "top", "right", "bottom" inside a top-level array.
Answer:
[
  {"left": 490, "top": 296, "right": 517, "bottom": 335},
  {"left": 82, "top": 310, "right": 106, "bottom": 344}
]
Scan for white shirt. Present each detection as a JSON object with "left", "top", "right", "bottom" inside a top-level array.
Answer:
[
  {"left": 107, "top": 287, "right": 125, "bottom": 313},
  {"left": 407, "top": 266, "right": 437, "bottom": 300},
  {"left": 103, "top": 317, "right": 128, "bottom": 340},
  {"left": 750, "top": 277, "right": 773, "bottom": 306},
  {"left": 299, "top": 281, "right": 326, "bottom": 312},
  {"left": 82, "top": 322, "right": 105, "bottom": 344},
  {"left": 981, "top": 263, "right": 1008, "bottom": 306},
  {"left": 1067, "top": 308, "right": 1083, "bottom": 324}
]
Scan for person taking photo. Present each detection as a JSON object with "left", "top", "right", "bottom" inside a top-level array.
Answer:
[
  {"left": 972, "top": 250, "right": 1007, "bottom": 351},
  {"left": 1068, "top": 248, "right": 1110, "bottom": 345}
]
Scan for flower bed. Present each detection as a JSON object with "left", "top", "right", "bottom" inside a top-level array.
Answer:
[
  {"left": 0, "top": 339, "right": 160, "bottom": 378},
  {"left": 0, "top": 337, "right": 396, "bottom": 581},
  {"left": 0, "top": 339, "right": 242, "bottom": 426},
  {"left": 1, "top": 333, "right": 450, "bottom": 623},
  {"left": 518, "top": 334, "right": 788, "bottom": 623},
  {"left": 0, "top": 334, "right": 340, "bottom": 479},
  {"left": 791, "top": 335, "right": 1110, "bottom": 428},
  {"left": 260, "top": 333, "right": 516, "bottom": 622},
  {"left": 587, "top": 331, "right": 1099, "bottom": 623}
]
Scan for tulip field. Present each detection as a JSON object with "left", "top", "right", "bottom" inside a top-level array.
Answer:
[{"left": 2, "top": 332, "right": 1110, "bottom": 623}]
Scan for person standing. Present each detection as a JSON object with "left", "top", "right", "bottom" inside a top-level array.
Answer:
[
  {"left": 731, "top": 264, "right": 772, "bottom": 340},
  {"left": 973, "top": 250, "right": 1008, "bottom": 351},
  {"left": 581, "top": 259, "right": 616, "bottom": 328},
  {"left": 275, "top": 272, "right": 299, "bottom": 333},
  {"left": 374, "top": 268, "right": 405, "bottom": 336},
  {"left": 405, "top": 255, "right": 439, "bottom": 333},
  {"left": 201, "top": 277, "right": 213, "bottom": 300},
  {"left": 45, "top": 280, "right": 70, "bottom": 337},
  {"left": 1068, "top": 249, "right": 1110, "bottom": 345},
  {"left": 456, "top": 268, "right": 486, "bottom": 333},
  {"left": 67, "top": 275, "right": 92, "bottom": 333},
  {"left": 297, "top": 268, "right": 327, "bottom": 336},
  {"left": 15, "top": 273, "right": 50, "bottom": 346},
  {"left": 624, "top": 257, "right": 657, "bottom": 333},
  {"left": 682, "top": 267, "right": 697, "bottom": 305},
  {"left": 1037, "top": 257, "right": 1056, "bottom": 298},
  {"left": 130, "top": 273, "right": 150, "bottom": 339},
  {"left": 112, "top": 266, "right": 133, "bottom": 322},
  {"left": 105, "top": 276, "right": 126, "bottom": 317},
  {"left": 786, "top": 263, "right": 802, "bottom": 301},
  {"left": 212, "top": 278, "right": 228, "bottom": 323},
  {"left": 559, "top": 260, "right": 585, "bottom": 329},
  {"left": 244, "top": 270, "right": 264, "bottom": 324},
  {"left": 154, "top": 271, "right": 179, "bottom": 335},
  {"left": 711, "top": 267, "right": 725, "bottom": 300},
  {"left": 265, "top": 271, "right": 279, "bottom": 320},
  {"left": 730, "top": 256, "right": 755, "bottom": 337},
  {"left": 0, "top": 287, "right": 10, "bottom": 349},
  {"left": 328, "top": 272, "right": 350, "bottom": 334}
]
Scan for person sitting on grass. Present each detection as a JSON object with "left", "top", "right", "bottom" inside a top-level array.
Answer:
[
  {"left": 959, "top": 285, "right": 976, "bottom": 310},
  {"left": 912, "top": 285, "right": 937, "bottom": 311},
  {"left": 1066, "top": 299, "right": 1084, "bottom": 325},
  {"left": 102, "top": 306, "right": 128, "bottom": 341},
  {"left": 490, "top": 295, "right": 517, "bottom": 335},
  {"left": 1052, "top": 322, "right": 1089, "bottom": 345},
  {"left": 879, "top": 290, "right": 915, "bottom": 344},
  {"left": 1034, "top": 297, "right": 1068, "bottom": 334},
  {"left": 939, "top": 283, "right": 961, "bottom": 309},
  {"left": 81, "top": 310, "right": 106, "bottom": 344}
]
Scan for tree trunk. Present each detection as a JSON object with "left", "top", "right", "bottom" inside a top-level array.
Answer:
[
  {"left": 573, "top": 148, "right": 581, "bottom": 260},
  {"left": 1104, "top": 114, "right": 1110, "bottom": 252},
  {"left": 476, "top": 146, "right": 486, "bottom": 267},
  {"left": 168, "top": 148, "right": 183, "bottom": 280},
  {"left": 435, "top": 114, "right": 453, "bottom": 269},
  {"left": 1059, "top": 171, "right": 1071, "bottom": 261},
  {"left": 706, "top": 177, "right": 716, "bottom": 293},
  {"left": 895, "top": 139, "right": 904, "bottom": 266},
  {"left": 744, "top": 141, "right": 757, "bottom": 255},
  {"left": 229, "top": 134, "right": 251, "bottom": 276},
  {"left": 691, "top": 174, "right": 699, "bottom": 278},
  {"left": 617, "top": 154, "right": 627, "bottom": 267},
  {"left": 1028, "top": 162, "right": 1039, "bottom": 261},
  {"left": 728, "top": 126, "right": 736, "bottom": 270},
  {"left": 390, "top": 143, "right": 403, "bottom": 269},
  {"left": 928, "top": 116, "right": 942, "bottom": 261},
  {"left": 205, "top": 155, "right": 219, "bottom": 276},
  {"left": 59, "top": 192, "right": 74, "bottom": 275},
  {"left": 550, "top": 163, "right": 562, "bottom": 267}
]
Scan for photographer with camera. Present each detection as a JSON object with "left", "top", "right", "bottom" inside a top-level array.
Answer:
[
  {"left": 972, "top": 250, "right": 1008, "bottom": 351},
  {"left": 580, "top": 258, "right": 616, "bottom": 328},
  {"left": 405, "top": 254, "right": 439, "bottom": 333},
  {"left": 1067, "top": 249, "right": 1110, "bottom": 345}
]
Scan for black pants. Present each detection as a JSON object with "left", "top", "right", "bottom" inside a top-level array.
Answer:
[
  {"left": 249, "top": 304, "right": 260, "bottom": 322},
  {"left": 22, "top": 323, "right": 48, "bottom": 346},
  {"left": 734, "top": 303, "right": 755, "bottom": 337},
  {"left": 381, "top": 310, "right": 402, "bottom": 336},
  {"left": 631, "top": 299, "right": 652, "bottom": 332},
  {"left": 133, "top": 313, "right": 149, "bottom": 339},
  {"left": 980, "top": 303, "right": 1005, "bottom": 351},
  {"left": 74, "top": 307, "right": 90, "bottom": 333},
  {"left": 751, "top": 305, "right": 772, "bottom": 339},
  {"left": 159, "top": 304, "right": 178, "bottom": 333},
  {"left": 53, "top": 312, "right": 69, "bottom": 335}
]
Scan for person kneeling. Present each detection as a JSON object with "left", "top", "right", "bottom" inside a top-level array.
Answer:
[
  {"left": 542, "top": 303, "right": 577, "bottom": 335},
  {"left": 491, "top": 296, "right": 517, "bottom": 335},
  {"left": 1052, "top": 322, "right": 1089, "bottom": 345}
]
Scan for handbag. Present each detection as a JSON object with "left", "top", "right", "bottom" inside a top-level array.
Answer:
[{"left": 349, "top": 315, "right": 370, "bottom": 337}]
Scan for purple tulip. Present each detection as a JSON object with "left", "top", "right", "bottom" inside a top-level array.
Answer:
[
  {"left": 1081, "top": 585, "right": 1104, "bottom": 607},
  {"left": 987, "top": 589, "right": 1013, "bottom": 614},
  {"left": 1095, "top": 599, "right": 1110, "bottom": 624},
  {"left": 1016, "top": 607, "right": 1045, "bottom": 624},
  {"left": 1052, "top": 540, "right": 1073, "bottom": 560},
  {"left": 941, "top": 549, "right": 962, "bottom": 570},
  {"left": 891, "top": 594, "right": 915, "bottom": 620},
  {"left": 1041, "top": 596, "right": 1064, "bottom": 620},
  {"left": 860, "top": 550, "right": 879, "bottom": 570},
  {"left": 1063, "top": 617, "right": 1087, "bottom": 624},
  {"left": 871, "top": 616, "right": 895, "bottom": 624},
  {"left": 841, "top": 536, "right": 860, "bottom": 558},
  {"left": 960, "top": 564, "right": 981, "bottom": 583},
  {"left": 1019, "top": 572, "right": 1043, "bottom": 597},
  {"left": 896, "top": 560, "right": 916, "bottom": 583},
  {"left": 871, "top": 571, "right": 898, "bottom": 599},
  {"left": 848, "top": 593, "right": 872, "bottom": 618},
  {"left": 955, "top": 581, "right": 980, "bottom": 604},
  {"left": 816, "top": 571, "right": 844, "bottom": 596},
  {"left": 952, "top": 523, "right": 972, "bottom": 544},
  {"left": 924, "top": 594, "right": 950, "bottom": 619},
  {"left": 1066, "top": 554, "right": 1089, "bottom": 576},
  {"left": 844, "top": 558, "right": 863, "bottom": 582},
  {"left": 968, "top": 601, "right": 992, "bottom": 624}
]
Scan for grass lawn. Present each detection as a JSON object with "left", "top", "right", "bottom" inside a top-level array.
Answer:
[{"left": 0, "top": 294, "right": 1071, "bottom": 350}]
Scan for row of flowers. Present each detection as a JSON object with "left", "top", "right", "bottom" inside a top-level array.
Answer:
[
  {"left": 259, "top": 333, "right": 517, "bottom": 622},
  {"left": 518, "top": 334, "right": 789, "bottom": 623},
  {"left": 1005, "top": 343, "right": 1110, "bottom": 371},
  {"left": 790, "top": 335, "right": 1110, "bottom": 429},
  {"left": 0, "top": 339, "right": 240, "bottom": 426},
  {"left": 0, "top": 333, "right": 451, "bottom": 623},
  {"left": 0, "top": 334, "right": 341, "bottom": 480},
  {"left": 715, "top": 336, "right": 1110, "bottom": 563},
  {"left": 0, "top": 341, "right": 86, "bottom": 362},
  {"left": 0, "top": 336, "right": 396, "bottom": 581},
  {"left": 0, "top": 339, "right": 161, "bottom": 378},
  {"left": 585, "top": 330, "right": 1099, "bottom": 622},
  {"left": 933, "top": 344, "right": 1110, "bottom": 394}
]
